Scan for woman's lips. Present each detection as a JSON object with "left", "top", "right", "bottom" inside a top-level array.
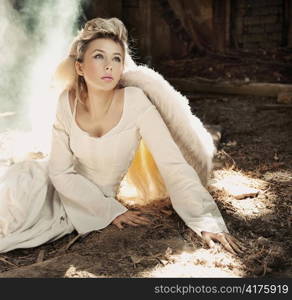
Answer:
[{"left": 101, "top": 76, "right": 113, "bottom": 81}]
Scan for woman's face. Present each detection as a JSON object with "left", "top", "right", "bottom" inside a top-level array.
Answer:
[{"left": 76, "top": 38, "right": 124, "bottom": 91}]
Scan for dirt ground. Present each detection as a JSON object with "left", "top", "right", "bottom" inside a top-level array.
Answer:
[{"left": 0, "top": 51, "right": 291, "bottom": 277}]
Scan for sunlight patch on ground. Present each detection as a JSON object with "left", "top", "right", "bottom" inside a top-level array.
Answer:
[
  {"left": 210, "top": 169, "right": 268, "bottom": 193},
  {"left": 145, "top": 263, "right": 237, "bottom": 278},
  {"left": 229, "top": 197, "right": 270, "bottom": 217},
  {"left": 138, "top": 247, "right": 246, "bottom": 278},
  {"left": 64, "top": 265, "right": 101, "bottom": 278},
  {"left": 210, "top": 169, "right": 271, "bottom": 217}
]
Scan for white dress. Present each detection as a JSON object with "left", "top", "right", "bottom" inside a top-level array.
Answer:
[{"left": 0, "top": 86, "right": 228, "bottom": 253}]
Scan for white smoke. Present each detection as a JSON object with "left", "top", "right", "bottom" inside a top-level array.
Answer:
[{"left": 0, "top": 0, "right": 82, "bottom": 160}]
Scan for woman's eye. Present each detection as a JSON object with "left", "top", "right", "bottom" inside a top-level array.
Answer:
[
  {"left": 94, "top": 54, "right": 103, "bottom": 59},
  {"left": 113, "top": 56, "right": 121, "bottom": 62}
]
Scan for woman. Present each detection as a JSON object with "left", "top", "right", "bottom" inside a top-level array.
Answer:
[{"left": 0, "top": 17, "right": 243, "bottom": 254}]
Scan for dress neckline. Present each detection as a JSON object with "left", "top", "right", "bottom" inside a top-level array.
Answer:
[{"left": 67, "top": 87, "right": 127, "bottom": 140}]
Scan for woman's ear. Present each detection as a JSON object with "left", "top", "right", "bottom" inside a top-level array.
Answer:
[{"left": 75, "top": 61, "right": 84, "bottom": 76}]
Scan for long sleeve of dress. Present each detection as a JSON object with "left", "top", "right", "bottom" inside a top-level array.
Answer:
[
  {"left": 48, "top": 92, "right": 127, "bottom": 234},
  {"left": 136, "top": 92, "right": 229, "bottom": 238}
]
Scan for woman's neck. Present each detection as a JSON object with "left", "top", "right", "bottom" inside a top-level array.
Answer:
[{"left": 84, "top": 87, "right": 115, "bottom": 119}]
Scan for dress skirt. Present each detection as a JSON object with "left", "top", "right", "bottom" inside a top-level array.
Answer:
[{"left": 0, "top": 158, "right": 74, "bottom": 253}]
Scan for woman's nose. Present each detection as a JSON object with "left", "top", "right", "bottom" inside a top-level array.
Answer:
[{"left": 105, "top": 64, "right": 112, "bottom": 71}]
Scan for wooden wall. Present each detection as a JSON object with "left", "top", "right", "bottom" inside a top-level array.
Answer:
[{"left": 80, "top": 0, "right": 292, "bottom": 64}]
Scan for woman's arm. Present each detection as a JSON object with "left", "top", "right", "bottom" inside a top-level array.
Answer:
[
  {"left": 136, "top": 90, "right": 244, "bottom": 253},
  {"left": 48, "top": 92, "right": 127, "bottom": 234}
]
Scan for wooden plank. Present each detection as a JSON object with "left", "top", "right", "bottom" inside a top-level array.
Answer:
[
  {"left": 139, "top": 0, "right": 152, "bottom": 65},
  {"left": 168, "top": 77, "right": 292, "bottom": 97}
]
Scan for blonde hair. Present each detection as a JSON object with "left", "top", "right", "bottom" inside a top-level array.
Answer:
[{"left": 54, "top": 17, "right": 168, "bottom": 204}]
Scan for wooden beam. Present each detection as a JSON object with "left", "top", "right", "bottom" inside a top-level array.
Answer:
[
  {"left": 213, "top": 0, "right": 231, "bottom": 52},
  {"left": 284, "top": 0, "right": 292, "bottom": 47},
  {"left": 168, "top": 77, "right": 292, "bottom": 97}
]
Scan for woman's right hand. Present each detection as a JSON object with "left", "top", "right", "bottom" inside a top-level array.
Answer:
[{"left": 112, "top": 210, "right": 151, "bottom": 229}]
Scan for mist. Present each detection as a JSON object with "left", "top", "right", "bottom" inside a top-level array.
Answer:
[{"left": 0, "top": 0, "right": 82, "bottom": 160}]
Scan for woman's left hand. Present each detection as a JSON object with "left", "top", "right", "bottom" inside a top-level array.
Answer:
[{"left": 201, "top": 231, "right": 246, "bottom": 255}]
